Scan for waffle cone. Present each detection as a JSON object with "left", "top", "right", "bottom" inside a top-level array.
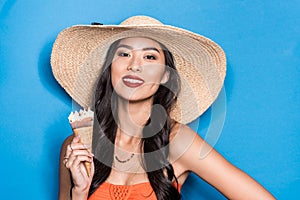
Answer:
[{"left": 73, "top": 126, "right": 93, "bottom": 176}]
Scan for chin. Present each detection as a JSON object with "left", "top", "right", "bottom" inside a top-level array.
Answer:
[{"left": 114, "top": 87, "right": 157, "bottom": 103}]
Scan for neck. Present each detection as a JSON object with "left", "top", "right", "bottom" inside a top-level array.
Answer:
[{"left": 117, "top": 97, "right": 152, "bottom": 142}]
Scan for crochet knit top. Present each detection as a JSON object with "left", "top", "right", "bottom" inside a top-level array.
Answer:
[{"left": 88, "top": 181, "right": 182, "bottom": 200}]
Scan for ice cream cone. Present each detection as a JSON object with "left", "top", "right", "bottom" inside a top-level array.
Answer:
[
  {"left": 73, "top": 127, "right": 93, "bottom": 176},
  {"left": 68, "top": 108, "right": 94, "bottom": 177}
]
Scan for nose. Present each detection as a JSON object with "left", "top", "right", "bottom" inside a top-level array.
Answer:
[{"left": 127, "top": 54, "right": 142, "bottom": 72}]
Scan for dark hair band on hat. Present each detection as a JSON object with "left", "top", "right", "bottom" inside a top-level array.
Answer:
[{"left": 91, "top": 22, "right": 103, "bottom": 25}]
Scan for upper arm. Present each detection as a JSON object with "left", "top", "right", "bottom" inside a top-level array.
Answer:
[
  {"left": 171, "top": 125, "right": 275, "bottom": 200},
  {"left": 58, "top": 135, "right": 73, "bottom": 200}
]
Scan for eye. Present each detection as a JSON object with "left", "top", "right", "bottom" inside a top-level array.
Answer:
[
  {"left": 117, "top": 51, "right": 130, "bottom": 57},
  {"left": 145, "top": 55, "right": 156, "bottom": 60}
]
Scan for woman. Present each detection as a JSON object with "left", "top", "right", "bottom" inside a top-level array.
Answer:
[{"left": 51, "top": 16, "right": 275, "bottom": 200}]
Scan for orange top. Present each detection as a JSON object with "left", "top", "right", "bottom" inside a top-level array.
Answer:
[{"left": 88, "top": 182, "right": 182, "bottom": 200}]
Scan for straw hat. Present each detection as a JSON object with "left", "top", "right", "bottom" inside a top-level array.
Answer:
[{"left": 51, "top": 15, "right": 226, "bottom": 124}]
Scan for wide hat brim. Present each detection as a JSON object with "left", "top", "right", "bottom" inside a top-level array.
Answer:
[{"left": 51, "top": 16, "right": 226, "bottom": 124}]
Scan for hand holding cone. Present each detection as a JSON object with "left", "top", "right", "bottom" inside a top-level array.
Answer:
[{"left": 68, "top": 108, "right": 94, "bottom": 176}]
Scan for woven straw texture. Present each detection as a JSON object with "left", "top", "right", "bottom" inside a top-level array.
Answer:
[{"left": 51, "top": 16, "right": 226, "bottom": 124}]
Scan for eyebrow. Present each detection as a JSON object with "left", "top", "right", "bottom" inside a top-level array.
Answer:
[{"left": 117, "top": 44, "right": 161, "bottom": 53}]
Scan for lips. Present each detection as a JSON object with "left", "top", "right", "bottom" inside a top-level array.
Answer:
[{"left": 122, "top": 75, "right": 144, "bottom": 88}]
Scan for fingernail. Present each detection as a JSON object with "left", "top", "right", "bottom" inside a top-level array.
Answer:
[{"left": 84, "top": 144, "right": 91, "bottom": 148}]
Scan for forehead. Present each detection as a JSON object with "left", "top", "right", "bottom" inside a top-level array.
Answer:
[{"left": 117, "top": 37, "right": 162, "bottom": 50}]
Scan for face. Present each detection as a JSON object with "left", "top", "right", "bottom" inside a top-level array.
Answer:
[{"left": 111, "top": 37, "right": 169, "bottom": 102}]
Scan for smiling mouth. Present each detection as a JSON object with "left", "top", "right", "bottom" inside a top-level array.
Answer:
[{"left": 122, "top": 75, "right": 144, "bottom": 88}]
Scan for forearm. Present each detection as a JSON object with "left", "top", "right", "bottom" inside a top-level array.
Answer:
[
  {"left": 218, "top": 166, "right": 275, "bottom": 200},
  {"left": 197, "top": 151, "right": 275, "bottom": 199}
]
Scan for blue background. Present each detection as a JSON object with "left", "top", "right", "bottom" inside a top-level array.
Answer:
[{"left": 1, "top": 0, "right": 299, "bottom": 199}]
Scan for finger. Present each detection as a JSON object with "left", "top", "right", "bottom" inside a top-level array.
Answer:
[
  {"left": 70, "top": 155, "right": 93, "bottom": 172},
  {"left": 70, "top": 149, "right": 94, "bottom": 158},
  {"left": 66, "top": 149, "right": 93, "bottom": 167},
  {"left": 72, "top": 134, "right": 81, "bottom": 142},
  {"left": 69, "top": 142, "right": 91, "bottom": 151},
  {"left": 65, "top": 151, "right": 76, "bottom": 168},
  {"left": 63, "top": 144, "right": 75, "bottom": 163},
  {"left": 66, "top": 135, "right": 81, "bottom": 154},
  {"left": 63, "top": 157, "right": 69, "bottom": 166},
  {"left": 74, "top": 156, "right": 93, "bottom": 177},
  {"left": 90, "top": 160, "right": 95, "bottom": 177},
  {"left": 65, "top": 144, "right": 73, "bottom": 157},
  {"left": 73, "top": 155, "right": 93, "bottom": 165}
]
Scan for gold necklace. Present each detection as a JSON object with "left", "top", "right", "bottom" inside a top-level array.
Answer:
[
  {"left": 114, "top": 137, "right": 141, "bottom": 164},
  {"left": 114, "top": 153, "right": 135, "bottom": 163}
]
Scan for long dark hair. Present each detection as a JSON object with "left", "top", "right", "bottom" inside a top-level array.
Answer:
[{"left": 89, "top": 38, "right": 181, "bottom": 199}]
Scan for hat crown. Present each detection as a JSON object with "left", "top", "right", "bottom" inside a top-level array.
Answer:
[{"left": 120, "top": 15, "right": 163, "bottom": 26}]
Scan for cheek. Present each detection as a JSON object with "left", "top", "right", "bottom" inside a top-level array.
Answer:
[
  {"left": 144, "top": 67, "right": 166, "bottom": 83},
  {"left": 111, "top": 68, "right": 118, "bottom": 86},
  {"left": 111, "top": 64, "right": 124, "bottom": 87}
]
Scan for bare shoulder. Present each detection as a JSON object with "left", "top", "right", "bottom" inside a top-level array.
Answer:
[
  {"left": 170, "top": 121, "right": 196, "bottom": 140},
  {"left": 170, "top": 122, "right": 198, "bottom": 147},
  {"left": 169, "top": 122, "right": 203, "bottom": 168}
]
